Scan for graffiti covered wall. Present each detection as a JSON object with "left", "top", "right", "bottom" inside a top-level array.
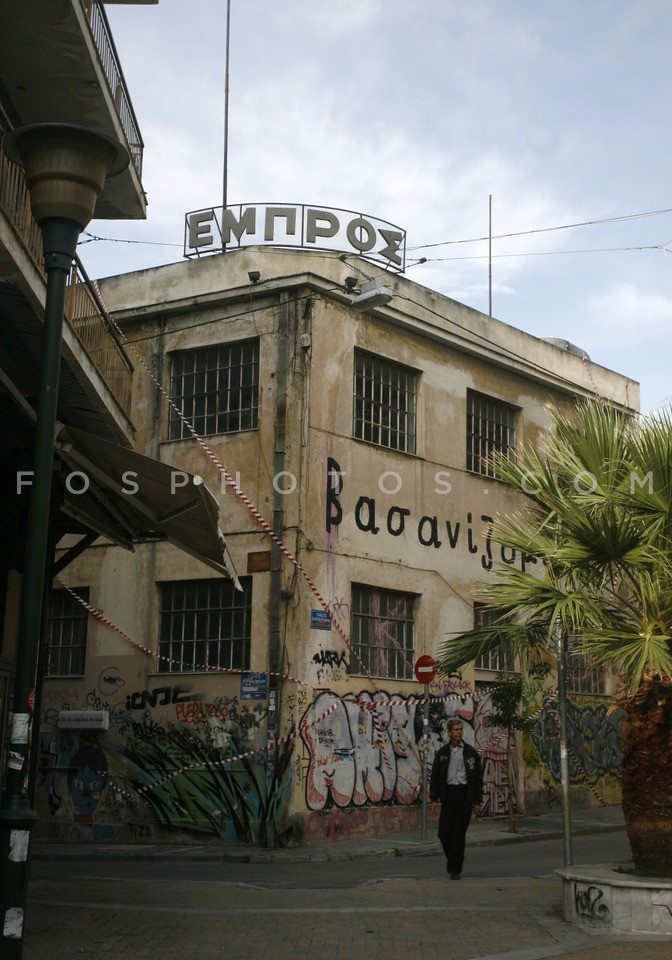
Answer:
[
  {"left": 37, "top": 666, "right": 626, "bottom": 844},
  {"left": 294, "top": 679, "right": 517, "bottom": 838},
  {"left": 38, "top": 666, "right": 292, "bottom": 845},
  {"left": 507, "top": 659, "right": 626, "bottom": 811},
  {"left": 523, "top": 695, "right": 626, "bottom": 811}
]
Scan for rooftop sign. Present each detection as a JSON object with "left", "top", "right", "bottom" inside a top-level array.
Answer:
[{"left": 184, "top": 202, "right": 406, "bottom": 272}]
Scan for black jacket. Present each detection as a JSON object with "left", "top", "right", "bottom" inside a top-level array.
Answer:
[{"left": 429, "top": 740, "right": 483, "bottom": 806}]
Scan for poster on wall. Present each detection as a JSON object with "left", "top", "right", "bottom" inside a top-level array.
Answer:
[{"left": 240, "top": 672, "right": 268, "bottom": 700}]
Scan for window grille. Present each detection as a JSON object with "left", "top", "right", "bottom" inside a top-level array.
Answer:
[
  {"left": 349, "top": 584, "right": 415, "bottom": 679},
  {"left": 158, "top": 578, "right": 252, "bottom": 673},
  {"left": 567, "top": 647, "right": 607, "bottom": 695},
  {"left": 353, "top": 350, "right": 416, "bottom": 453},
  {"left": 473, "top": 603, "right": 515, "bottom": 672},
  {"left": 466, "top": 390, "right": 517, "bottom": 477},
  {"left": 47, "top": 588, "right": 89, "bottom": 676},
  {"left": 169, "top": 339, "right": 259, "bottom": 439}
]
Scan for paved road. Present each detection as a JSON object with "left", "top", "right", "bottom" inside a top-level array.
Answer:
[
  {"left": 30, "top": 827, "right": 633, "bottom": 888},
  {"left": 25, "top": 873, "right": 573, "bottom": 960},
  {"left": 24, "top": 824, "right": 671, "bottom": 960}
]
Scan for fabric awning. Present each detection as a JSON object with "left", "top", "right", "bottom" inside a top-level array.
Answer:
[{"left": 54, "top": 424, "right": 240, "bottom": 586}]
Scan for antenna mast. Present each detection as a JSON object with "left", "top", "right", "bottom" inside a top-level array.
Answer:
[
  {"left": 488, "top": 194, "right": 493, "bottom": 316},
  {"left": 222, "top": 0, "right": 231, "bottom": 252}
]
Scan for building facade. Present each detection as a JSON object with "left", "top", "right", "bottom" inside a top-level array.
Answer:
[
  {"left": 35, "top": 244, "right": 636, "bottom": 845},
  {"left": 0, "top": 2, "right": 241, "bottom": 864}
]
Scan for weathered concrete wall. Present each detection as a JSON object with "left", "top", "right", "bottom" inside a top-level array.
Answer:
[{"left": 38, "top": 247, "right": 631, "bottom": 845}]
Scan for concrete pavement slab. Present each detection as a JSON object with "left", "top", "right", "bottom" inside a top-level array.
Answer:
[
  {"left": 24, "top": 806, "right": 658, "bottom": 960},
  {"left": 24, "top": 873, "right": 671, "bottom": 960}
]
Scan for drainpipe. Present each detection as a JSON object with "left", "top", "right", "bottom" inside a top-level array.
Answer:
[{"left": 265, "top": 292, "right": 289, "bottom": 847}]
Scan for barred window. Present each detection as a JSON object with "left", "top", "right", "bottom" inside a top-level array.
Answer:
[
  {"left": 349, "top": 584, "right": 415, "bottom": 679},
  {"left": 169, "top": 339, "right": 259, "bottom": 440},
  {"left": 158, "top": 578, "right": 252, "bottom": 673},
  {"left": 47, "top": 588, "right": 89, "bottom": 677},
  {"left": 353, "top": 350, "right": 417, "bottom": 453},
  {"left": 473, "top": 603, "right": 515, "bottom": 672},
  {"left": 466, "top": 390, "right": 517, "bottom": 478},
  {"left": 567, "top": 647, "right": 607, "bottom": 695}
]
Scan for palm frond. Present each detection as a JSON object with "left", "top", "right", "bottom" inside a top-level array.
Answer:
[
  {"left": 454, "top": 400, "right": 672, "bottom": 696},
  {"left": 436, "top": 621, "right": 550, "bottom": 675},
  {"left": 578, "top": 630, "right": 672, "bottom": 690}
]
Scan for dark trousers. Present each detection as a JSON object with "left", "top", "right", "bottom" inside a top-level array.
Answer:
[{"left": 437, "top": 785, "right": 473, "bottom": 874}]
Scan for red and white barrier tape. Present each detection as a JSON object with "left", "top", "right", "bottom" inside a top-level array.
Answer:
[
  {"left": 55, "top": 577, "right": 312, "bottom": 689},
  {"left": 91, "top": 280, "right": 380, "bottom": 684}
]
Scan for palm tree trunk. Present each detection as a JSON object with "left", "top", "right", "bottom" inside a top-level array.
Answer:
[{"left": 621, "top": 677, "right": 672, "bottom": 877}]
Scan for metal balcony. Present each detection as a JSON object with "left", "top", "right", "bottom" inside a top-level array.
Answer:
[
  {"left": 0, "top": 0, "right": 147, "bottom": 220},
  {"left": 84, "top": 0, "right": 144, "bottom": 179},
  {"left": 0, "top": 138, "right": 134, "bottom": 432}
]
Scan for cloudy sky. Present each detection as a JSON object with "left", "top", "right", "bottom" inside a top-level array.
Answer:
[{"left": 84, "top": 0, "right": 672, "bottom": 414}]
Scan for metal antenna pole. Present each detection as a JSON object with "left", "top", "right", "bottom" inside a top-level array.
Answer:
[
  {"left": 488, "top": 194, "right": 493, "bottom": 316},
  {"left": 222, "top": 0, "right": 231, "bottom": 252}
]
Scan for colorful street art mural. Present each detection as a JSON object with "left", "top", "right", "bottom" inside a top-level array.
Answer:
[
  {"left": 297, "top": 683, "right": 511, "bottom": 817},
  {"left": 38, "top": 673, "right": 292, "bottom": 845},
  {"left": 37, "top": 667, "right": 627, "bottom": 845},
  {"left": 296, "top": 680, "right": 626, "bottom": 823},
  {"left": 528, "top": 697, "right": 625, "bottom": 784}
]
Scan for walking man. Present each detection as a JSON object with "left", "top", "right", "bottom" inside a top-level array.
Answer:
[{"left": 429, "top": 718, "right": 483, "bottom": 879}]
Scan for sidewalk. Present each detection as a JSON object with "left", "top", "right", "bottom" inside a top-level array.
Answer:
[{"left": 32, "top": 803, "right": 626, "bottom": 863}]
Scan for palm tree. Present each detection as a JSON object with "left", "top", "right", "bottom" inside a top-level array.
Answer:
[{"left": 436, "top": 401, "right": 672, "bottom": 876}]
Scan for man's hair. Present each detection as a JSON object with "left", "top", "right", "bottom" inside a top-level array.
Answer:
[{"left": 446, "top": 717, "right": 463, "bottom": 731}]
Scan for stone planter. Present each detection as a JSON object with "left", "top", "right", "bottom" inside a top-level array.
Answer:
[{"left": 556, "top": 864, "right": 672, "bottom": 935}]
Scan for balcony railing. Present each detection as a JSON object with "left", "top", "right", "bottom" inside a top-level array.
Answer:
[
  {"left": 80, "top": 0, "right": 144, "bottom": 178},
  {"left": 65, "top": 259, "right": 134, "bottom": 418},
  {"left": 0, "top": 135, "right": 134, "bottom": 421}
]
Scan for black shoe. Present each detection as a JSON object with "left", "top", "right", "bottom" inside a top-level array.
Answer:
[{"left": 449, "top": 872, "right": 462, "bottom": 880}]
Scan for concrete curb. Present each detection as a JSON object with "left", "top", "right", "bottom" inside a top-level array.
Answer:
[{"left": 31, "top": 819, "right": 625, "bottom": 865}]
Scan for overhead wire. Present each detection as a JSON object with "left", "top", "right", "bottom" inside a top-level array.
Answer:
[
  {"left": 124, "top": 283, "right": 347, "bottom": 345},
  {"left": 79, "top": 231, "right": 183, "bottom": 248},
  {"left": 82, "top": 204, "right": 665, "bottom": 399},
  {"left": 406, "top": 242, "right": 669, "bottom": 264},
  {"left": 124, "top": 275, "right": 624, "bottom": 408},
  {"left": 406, "top": 206, "right": 672, "bottom": 251},
  {"left": 388, "top": 288, "right": 628, "bottom": 398},
  {"left": 78, "top": 205, "right": 672, "bottom": 259}
]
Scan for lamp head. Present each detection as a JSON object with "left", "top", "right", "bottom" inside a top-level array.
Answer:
[
  {"left": 351, "top": 279, "right": 394, "bottom": 313},
  {"left": 3, "top": 123, "right": 129, "bottom": 229}
]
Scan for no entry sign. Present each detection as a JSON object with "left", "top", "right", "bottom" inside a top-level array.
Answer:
[{"left": 414, "top": 654, "right": 437, "bottom": 684}]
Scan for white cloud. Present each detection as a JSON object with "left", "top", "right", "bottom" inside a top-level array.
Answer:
[
  {"left": 589, "top": 283, "right": 672, "bottom": 344},
  {"left": 302, "top": 0, "right": 385, "bottom": 32},
  {"left": 91, "top": 0, "right": 672, "bottom": 414}
]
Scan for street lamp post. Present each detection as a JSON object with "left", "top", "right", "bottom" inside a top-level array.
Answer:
[{"left": 0, "top": 124, "right": 128, "bottom": 958}]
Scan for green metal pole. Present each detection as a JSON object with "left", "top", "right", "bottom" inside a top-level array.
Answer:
[{"left": 0, "top": 217, "right": 80, "bottom": 958}]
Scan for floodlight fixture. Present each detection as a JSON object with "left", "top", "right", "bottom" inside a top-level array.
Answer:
[{"left": 351, "top": 279, "right": 394, "bottom": 312}]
